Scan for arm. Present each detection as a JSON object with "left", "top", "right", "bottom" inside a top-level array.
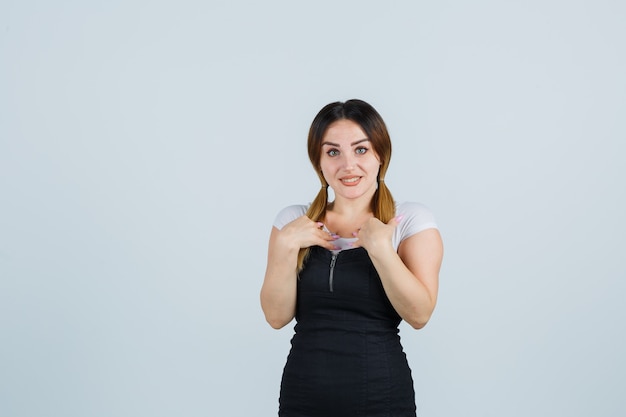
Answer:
[
  {"left": 260, "top": 217, "right": 338, "bottom": 329},
  {"left": 355, "top": 218, "right": 443, "bottom": 329}
]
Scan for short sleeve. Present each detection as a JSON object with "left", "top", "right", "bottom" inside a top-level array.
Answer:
[
  {"left": 392, "top": 202, "right": 438, "bottom": 249},
  {"left": 273, "top": 204, "right": 309, "bottom": 230}
]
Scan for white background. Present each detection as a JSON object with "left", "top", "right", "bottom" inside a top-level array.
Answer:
[{"left": 1, "top": 1, "right": 625, "bottom": 416}]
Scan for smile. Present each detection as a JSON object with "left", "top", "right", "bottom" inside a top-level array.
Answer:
[{"left": 341, "top": 176, "right": 362, "bottom": 184}]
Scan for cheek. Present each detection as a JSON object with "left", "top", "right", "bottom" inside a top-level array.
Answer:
[
  {"left": 367, "top": 157, "right": 382, "bottom": 171},
  {"left": 319, "top": 158, "right": 336, "bottom": 174}
]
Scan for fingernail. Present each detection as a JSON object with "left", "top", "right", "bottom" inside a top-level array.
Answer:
[
  {"left": 352, "top": 231, "right": 358, "bottom": 237},
  {"left": 331, "top": 234, "right": 340, "bottom": 239},
  {"left": 333, "top": 245, "right": 341, "bottom": 250},
  {"left": 317, "top": 222, "right": 324, "bottom": 228}
]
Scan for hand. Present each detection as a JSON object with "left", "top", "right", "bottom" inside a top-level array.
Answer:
[
  {"left": 276, "top": 216, "right": 339, "bottom": 252},
  {"left": 352, "top": 215, "right": 402, "bottom": 253}
]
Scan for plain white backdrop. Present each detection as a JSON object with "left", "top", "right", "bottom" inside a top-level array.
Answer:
[{"left": 1, "top": 1, "right": 625, "bottom": 416}]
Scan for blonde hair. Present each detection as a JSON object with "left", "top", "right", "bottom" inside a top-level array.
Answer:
[{"left": 297, "top": 99, "right": 396, "bottom": 272}]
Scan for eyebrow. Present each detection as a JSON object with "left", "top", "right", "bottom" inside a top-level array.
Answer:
[{"left": 322, "top": 138, "right": 370, "bottom": 147}]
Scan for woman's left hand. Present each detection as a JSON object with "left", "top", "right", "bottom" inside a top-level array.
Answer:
[{"left": 352, "top": 215, "right": 402, "bottom": 253}]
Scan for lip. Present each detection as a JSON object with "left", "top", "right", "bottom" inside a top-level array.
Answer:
[{"left": 340, "top": 176, "right": 362, "bottom": 186}]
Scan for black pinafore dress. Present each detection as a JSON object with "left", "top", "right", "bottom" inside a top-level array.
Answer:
[{"left": 279, "top": 245, "right": 416, "bottom": 417}]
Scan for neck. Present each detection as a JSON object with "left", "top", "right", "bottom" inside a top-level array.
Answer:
[{"left": 329, "top": 193, "right": 375, "bottom": 217}]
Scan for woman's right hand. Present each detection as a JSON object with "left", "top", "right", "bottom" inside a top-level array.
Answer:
[
  {"left": 275, "top": 216, "right": 339, "bottom": 252},
  {"left": 261, "top": 216, "right": 337, "bottom": 329}
]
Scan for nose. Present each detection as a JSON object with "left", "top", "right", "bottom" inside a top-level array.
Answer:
[{"left": 341, "top": 152, "right": 356, "bottom": 170}]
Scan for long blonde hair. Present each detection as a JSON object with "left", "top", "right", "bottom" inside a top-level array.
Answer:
[{"left": 297, "top": 99, "right": 396, "bottom": 272}]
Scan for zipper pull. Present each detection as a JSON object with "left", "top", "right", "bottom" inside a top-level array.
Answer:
[{"left": 329, "top": 253, "right": 337, "bottom": 292}]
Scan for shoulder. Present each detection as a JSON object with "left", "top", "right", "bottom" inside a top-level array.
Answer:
[
  {"left": 273, "top": 204, "right": 310, "bottom": 230},
  {"left": 394, "top": 201, "right": 438, "bottom": 244}
]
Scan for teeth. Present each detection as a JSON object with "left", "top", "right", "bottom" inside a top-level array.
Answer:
[{"left": 342, "top": 177, "right": 360, "bottom": 183}]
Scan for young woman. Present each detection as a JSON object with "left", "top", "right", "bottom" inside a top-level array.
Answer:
[{"left": 261, "top": 99, "right": 443, "bottom": 417}]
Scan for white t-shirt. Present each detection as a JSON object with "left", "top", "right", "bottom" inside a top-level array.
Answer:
[{"left": 273, "top": 201, "right": 438, "bottom": 252}]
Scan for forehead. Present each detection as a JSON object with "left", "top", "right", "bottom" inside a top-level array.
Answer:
[{"left": 322, "top": 119, "right": 367, "bottom": 144}]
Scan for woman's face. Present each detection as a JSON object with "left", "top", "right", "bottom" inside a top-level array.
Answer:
[{"left": 319, "top": 119, "right": 381, "bottom": 202}]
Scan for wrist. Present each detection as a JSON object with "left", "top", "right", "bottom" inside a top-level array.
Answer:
[{"left": 366, "top": 239, "right": 395, "bottom": 261}]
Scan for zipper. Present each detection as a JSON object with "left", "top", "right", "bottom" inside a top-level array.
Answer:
[{"left": 329, "top": 253, "right": 338, "bottom": 292}]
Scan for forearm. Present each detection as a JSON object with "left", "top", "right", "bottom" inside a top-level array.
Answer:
[
  {"left": 260, "top": 246, "right": 299, "bottom": 329},
  {"left": 368, "top": 245, "right": 437, "bottom": 329},
  {"left": 260, "top": 218, "right": 341, "bottom": 329}
]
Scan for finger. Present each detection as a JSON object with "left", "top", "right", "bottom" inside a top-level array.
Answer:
[
  {"left": 387, "top": 214, "right": 404, "bottom": 227},
  {"left": 315, "top": 237, "right": 339, "bottom": 251},
  {"left": 312, "top": 229, "right": 341, "bottom": 250},
  {"left": 327, "top": 243, "right": 341, "bottom": 251},
  {"left": 312, "top": 231, "right": 339, "bottom": 246}
]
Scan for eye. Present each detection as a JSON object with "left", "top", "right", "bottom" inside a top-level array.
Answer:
[
  {"left": 355, "top": 146, "right": 368, "bottom": 155},
  {"left": 327, "top": 149, "right": 340, "bottom": 157}
]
